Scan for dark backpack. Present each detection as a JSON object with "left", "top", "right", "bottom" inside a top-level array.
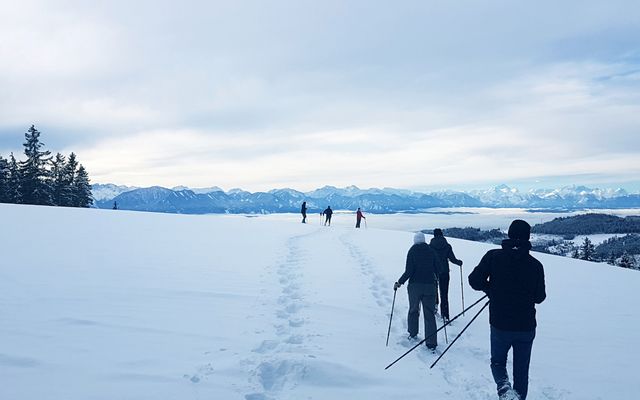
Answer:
[{"left": 432, "top": 244, "right": 450, "bottom": 275}]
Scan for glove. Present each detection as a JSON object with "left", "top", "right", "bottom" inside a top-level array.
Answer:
[{"left": 393, "top": 282, "right": 401, "bottom": 291}]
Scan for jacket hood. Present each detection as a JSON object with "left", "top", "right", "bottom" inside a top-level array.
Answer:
[
  {"left": 501, "top": 238, "right": 532, "bottom": 256},
  {"left": 430, "top": 235, "right": 449, "bottom": 250}
]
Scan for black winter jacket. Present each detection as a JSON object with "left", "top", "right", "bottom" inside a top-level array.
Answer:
[
  {"left": 468, "top": 239, "right": 546, "bottom": 331},
  {"left": 398, "top": 243, "right": 438, "bottom": 286},
  {"left": 430, "top": 236, "right": 462, "bottom": 275}
]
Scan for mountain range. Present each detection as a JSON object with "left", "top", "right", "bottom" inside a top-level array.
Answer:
[{"left": 92, "top": 183, "right": 640, "bottom": 214}]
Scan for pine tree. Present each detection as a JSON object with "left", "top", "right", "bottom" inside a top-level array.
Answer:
[
  {"left": 580, "top": 237, "right": 596, "bottom": 261},
  {"left": 572, "top": 247, "right": 580, "bottom": 259},
  {"left": 6, "top": 153, "right": 22, "bottom": 203},
  {"left": 607, "top": 251, "right": 617, "bottom": 266},
  {"left": 51, "top": 153, "right": 70, "bottom": 206},
  {"left": 0, "top": 156, "right": 9, "bottom": 203},
  {"left": 617, "top": 252, "right": 636, "bottom": 269},
  {"left": 72, "top": 164, "right": 93, "bottom": 207},
  {"left": 18, "top": 125, "right": 53, "bottom": 205},
  {"left": 62, "top": 152, "right": 78, "bottom": 206}
]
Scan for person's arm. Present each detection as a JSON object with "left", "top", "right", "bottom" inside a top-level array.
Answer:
[
  {"left": 534, "top": 264, "right": 546, "bottom": 304},
  {"left": 468, "top": 252, "right": 492, "bottom": 294},
  {"left": 447, "top": 245, "right": 463, "bottom": 266},
  {"left": 397, "top": 249, "right": 415, "bottom": 286}
]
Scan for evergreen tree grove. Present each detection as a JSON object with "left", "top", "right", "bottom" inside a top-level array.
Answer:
[{"left": 0, "top": 125, "right": 93, "bottom": 208}]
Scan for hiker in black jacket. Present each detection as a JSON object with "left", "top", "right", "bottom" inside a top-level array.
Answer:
[
  {"left": 394, "top": 232, "right": 439, "bottom": 349},
  {"left": 301, "top": 201, "right": 307, "bottom": 223},
  {"left": 430, "top": 228, "right": 463, "bottom": 322},
  {"left": 469, "top": 219, "right": 546, "bottom": 400}
]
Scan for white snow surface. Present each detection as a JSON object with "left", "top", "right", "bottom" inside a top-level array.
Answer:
[{"left": 1, "top": 204, "right": 639, "bottom": 400}]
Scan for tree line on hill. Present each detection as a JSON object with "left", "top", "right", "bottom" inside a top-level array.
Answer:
[
  {"left": 425, "top": 227, "right": 507, "bottom": 243},
  {"left": 542, "top": 235, "right": 638, "bottom": 269},
  {"left": 531, "top": 213, "right": 640, "bottom": 235},
  {"left": 0, "top": 125, "right": 93, "bottom": 207},
  {"left": 437, "top": 218, "right": 639, "bottom": 271}
]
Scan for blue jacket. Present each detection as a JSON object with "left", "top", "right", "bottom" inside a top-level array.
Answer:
[{"left": 469, "top": 239, "right": 546, "bottom": 331}]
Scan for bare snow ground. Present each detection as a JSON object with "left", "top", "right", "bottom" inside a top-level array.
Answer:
[{"left": 1, "top": 204, "right": 639, "bottom": 399}]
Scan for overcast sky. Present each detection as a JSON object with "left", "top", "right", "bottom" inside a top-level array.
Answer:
[{"left": 1, "top": 0, "right": 639, "bottom": 192}]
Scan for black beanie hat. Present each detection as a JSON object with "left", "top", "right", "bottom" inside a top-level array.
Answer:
[
  {"left": 508, "top": 219, "right": 531, "bottom": 241},
  {"left": 433, "top": 228, "right": 443, "bottom": 237}
]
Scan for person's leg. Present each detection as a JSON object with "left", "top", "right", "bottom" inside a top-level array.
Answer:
[
  {"left": 356, "top": 219, "right": 361, "bottom": 228},
  {"left": 512, "top": 330, "right": 535, "bottom": 400},
  {"left": 490, "top": 326, "right": 513, "bottom": 396},
  {"left": 407, "top": 285, "right": 421, "bottom": 337},
  {"left": 439, "top": 272, "right": 450, "bottom": 320},
  {"left": 422, "top": 292, "right": 437, "bottom": 348}
]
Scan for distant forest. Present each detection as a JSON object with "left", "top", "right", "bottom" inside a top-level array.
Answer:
[
  {"left": 425, "top": 227, "right": 507, "bottom": 244},
  {"left": 438, "top": 214, "right": 640, "bottom": 270},
  {"left": 0, "top": 125, "right": 93, "bottom": 207},
  {"left": 531, "top": 214, "right": 640, "bottom": 236}
]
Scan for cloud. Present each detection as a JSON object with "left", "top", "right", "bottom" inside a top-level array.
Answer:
[{"left": 0, "top": 0, "right": 638, "bottom": 190}]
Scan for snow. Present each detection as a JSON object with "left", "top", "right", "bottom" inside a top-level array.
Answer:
[
  {"left": 252, "top": 207, "right": 640, "bottom": 232},
  {"left": 1, "top": 203, "right": 639, "bottom": 399},
  {"left": 569, "top": 234, "right": 619, "bottom": 246}
]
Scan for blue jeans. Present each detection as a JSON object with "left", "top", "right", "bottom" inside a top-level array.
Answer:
[{"left": 490, "top": 326, "right": 536, "bottom": 400}]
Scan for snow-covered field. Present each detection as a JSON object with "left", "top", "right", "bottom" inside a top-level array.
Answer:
[
  {"left": 255, "top": 208, "right": 640, "bottom": 231},
  {"left": 1, "top": 204, "right": 639, "bottom": 400}
]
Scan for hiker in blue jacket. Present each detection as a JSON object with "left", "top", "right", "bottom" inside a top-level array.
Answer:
[{"left": 469, "top": 220, "right": 546, "bottom": 400}]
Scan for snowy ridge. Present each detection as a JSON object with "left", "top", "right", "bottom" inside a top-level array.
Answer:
[
  {"left": 1, "top": 203, "right": 639, "bottom": 399},
  {"left": 91, "top": 183, "right": 139, "bottom": 201},
  {"left": 92, "top": 183, "right": 640, "bottom": 214}
]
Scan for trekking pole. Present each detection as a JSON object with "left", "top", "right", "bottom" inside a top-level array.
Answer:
[
  {"left": 384, "top": 294, "right": 487, "bottom": 370},
  {"left": 385, "top": 289, "right": 397, "bottom": 347},
  {"left": 430, "top": 299, "right": 489, "bottom": 369},
  {"left": 435, "top": 278, "right": 447, "bottom": 344},
  {"left": 443, "top": 315, "right": 448, "bottom": 344},
  {"left": 459, "top": 264, "right": 465, "bottom": 316}
]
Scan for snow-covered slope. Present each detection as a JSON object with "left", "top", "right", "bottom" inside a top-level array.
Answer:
[{"left": 1, "top": 204, "right": 638, "bottom": 400}]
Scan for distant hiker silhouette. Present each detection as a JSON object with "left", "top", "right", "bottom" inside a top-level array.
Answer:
[
  {"left": 430, "top": 228, "right": 463, "bottom": 321},
  {"left": 322, "top": 206, "right": 333, "bottom": 226},
  {"left": 469, "top": 219, "right": 546, "bottom": 400},
  {"left": 394, "top": 232, "right": 439, "bottom": 350},
  {"left": 355, "top": 207, "right": 366, "bottom": 228},
  {"left": 301, "top": 201, "right": 307, "bottom": 223}
]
